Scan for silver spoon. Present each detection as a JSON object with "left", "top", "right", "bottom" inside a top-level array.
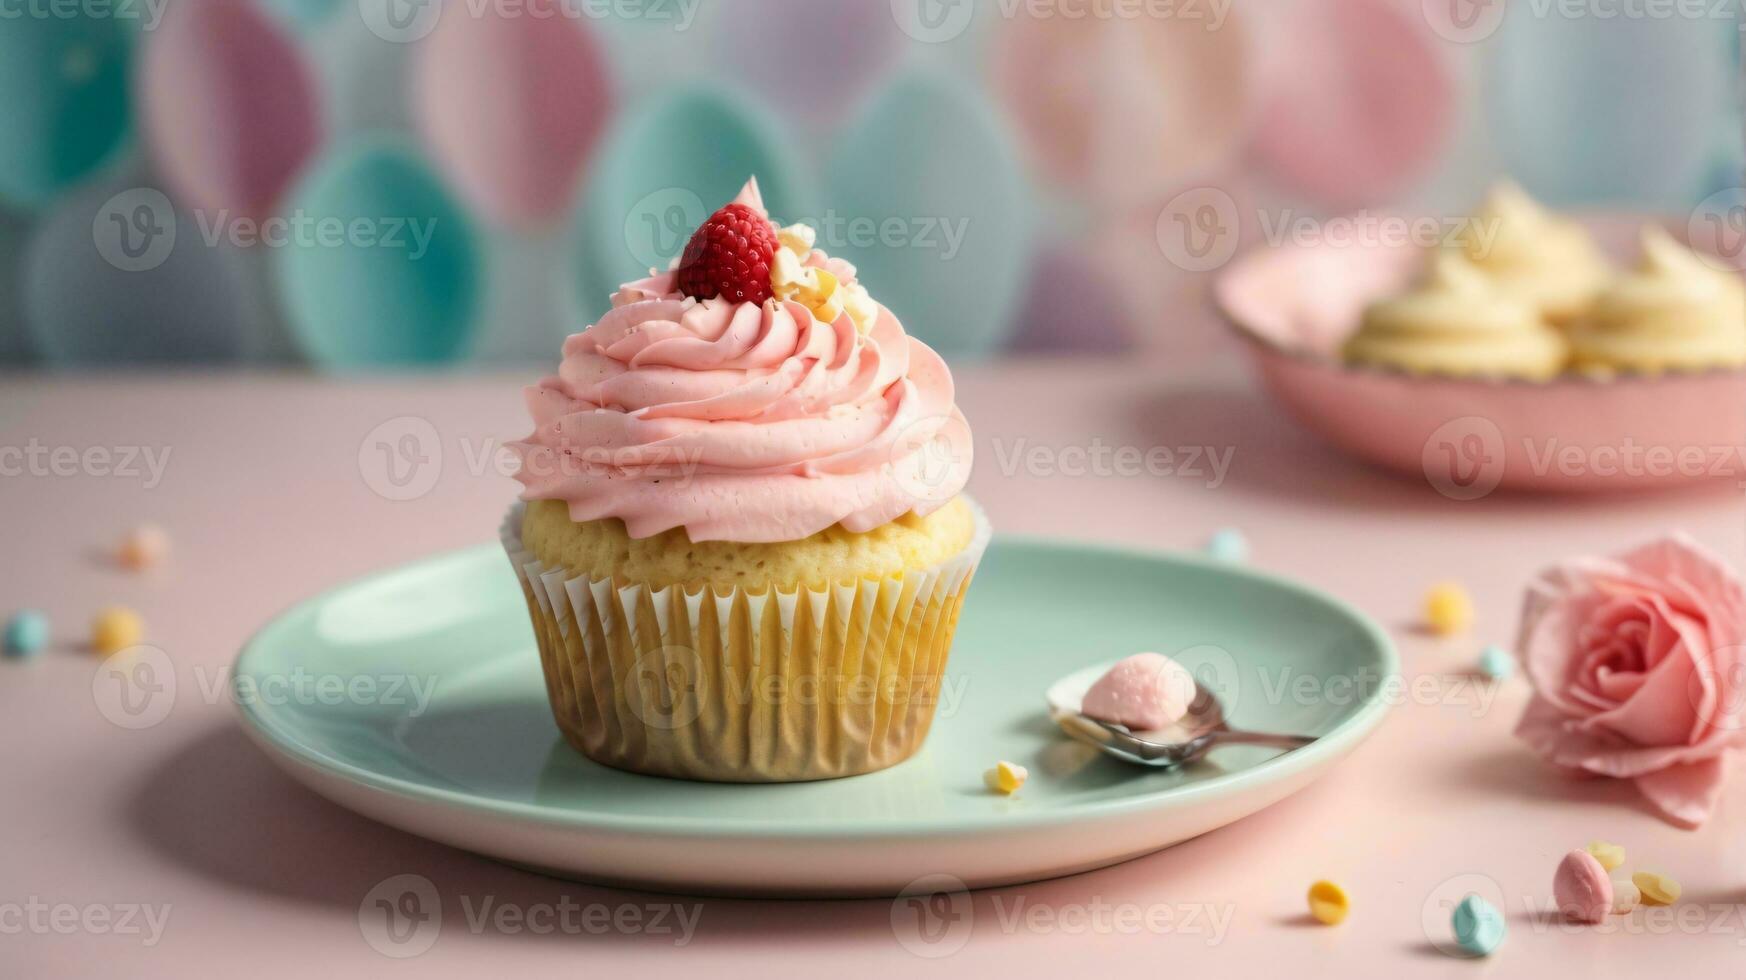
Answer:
[{"left": 1045, "top": 661, "right": 1315, "bottom": 768}]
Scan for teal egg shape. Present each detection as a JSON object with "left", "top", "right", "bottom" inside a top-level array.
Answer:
[
  {"left": 826, "top": 68, "right": 1030, "bottom": 357},
  {"left": 1486, "top": 10, "right": 1730, "bottom": 206},
  {"left": 574, "top": 85, "right": 809, "bottom": 324},
  {"left": 276, "top": 139, "right": 481, "bottom": 368},
  {"left": 0, "top": 15, "right": 134, "bottom": 210}
]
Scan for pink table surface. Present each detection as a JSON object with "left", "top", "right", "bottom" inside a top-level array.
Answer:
[{"left": 3, "top": 356, "right": 1745, "bottom": 977}]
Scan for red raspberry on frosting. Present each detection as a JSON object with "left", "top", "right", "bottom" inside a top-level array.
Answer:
[{"left": 675, "top": 203, "right": 778, "bottom": 305}]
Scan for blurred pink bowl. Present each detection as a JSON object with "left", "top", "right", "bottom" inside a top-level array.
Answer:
[{"left": 1215, "top": 215, "right": 1746, "bottom": 494}]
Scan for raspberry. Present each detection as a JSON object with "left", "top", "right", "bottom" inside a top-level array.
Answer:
[{"left": 675, "top": 203, "right": 778, "bottom": 305}]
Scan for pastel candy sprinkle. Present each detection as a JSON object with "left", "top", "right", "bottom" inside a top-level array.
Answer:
[
  {"left": 1554, "top": 849, "right": 1612, "bottom": 923},
  {"left": 1424, "top": 582, "right": 1474, "bottom": 635},
  {"left": 983, "top": 760, "right": 1028, "bottom": 795},
  {"left": 1633, "top": 871, "right": 1681, "bottom": 906},
  {"left": 1478, "top": 644, "right": 1514, "bottom": 680},
  {"left": 1206, "top": 528, "right": 1249, "bottom": 563},
  {"left": 1451, "top": 894, "right": 1504, "bottom": 956},
  {"left": 1585, "top": 840, "right": 1625, "bottom": 872},
  {"left": 91, "top": 607, "right": 143, "bottom": 656},
  {"left": 1306, "top": 880, "right": 1348, "bottom": 925},
  {"left": 1610, "top": 878, "right": 1640, "bottom": 915},
  {"left": 4, "top": 611, "right": 49, "bottom": 659},
  {"left": 117, "top": 523, "right": 170, "bottom": 571}
]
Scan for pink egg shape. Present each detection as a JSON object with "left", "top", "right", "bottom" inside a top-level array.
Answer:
[
  {"left": 413, "top": 0, "right": 613, "bottom": 229},
  {"left": 141, "top": 0, "right": 322, "bottom": 222},
  {"left": 992, "top": 7, "right": 1255, "bottom": 207},
  {"left": 1250, "top": 0, "right": 1456, "bottom": 208}
]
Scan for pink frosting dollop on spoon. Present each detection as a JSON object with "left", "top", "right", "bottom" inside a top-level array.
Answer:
[{"left": 1080, "top": 653, "right": 1197, "bottom": 731}]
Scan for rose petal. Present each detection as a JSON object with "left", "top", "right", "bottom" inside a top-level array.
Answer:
[{"left": 1633, "top": 756, "right": 1729, "bottom": 828}]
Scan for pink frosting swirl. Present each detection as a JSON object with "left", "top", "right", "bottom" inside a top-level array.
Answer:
[{"left": 512, "top": 228, "right": 970, "bottom": 543}]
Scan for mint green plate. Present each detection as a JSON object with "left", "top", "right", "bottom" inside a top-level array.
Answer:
[{"left": 235, "top": 538, "right": 1396, "bottom": 897}]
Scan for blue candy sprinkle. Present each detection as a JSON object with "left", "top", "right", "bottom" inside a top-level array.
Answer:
[
  {"left": 1451, "top": 894, "right": 1504, "bottom": 957},
  {"left": 4, "top": 610, "right": 49, "bottom": 660},
  {"left": 1478, "top": 644, "right": 1515, "bottom": 681},
  {"left": 1207, "top": 528, "right": 1249, "bottom": 564}
]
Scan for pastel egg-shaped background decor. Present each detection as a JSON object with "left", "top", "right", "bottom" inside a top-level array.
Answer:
[
  {"left": 413, "top": 0, "right": 613, "bottom": 230},
  {"left": 573, "top": 84, "right": 810, "bottom": 324},
  {"left": 1486, "top": 8, "right": 1734, "bottom": 206},
  {"left": 0, "top": 14, "right": 133, "bottom": 211},
  {"left": 992, "top": 5, "right": 1255, "bottom": 209},
  {"left": 24, "top": 179, "right": 249, "bottom": 364},
  {"left": 1249, "top": 0, "right": 1456, "bottom": 208},
  {"left": 713, "top": 0, "right": 903, "bottom": 129},
  {"left": 826, "top": 68, "right": 1030, "bottom": 357},
  {"left": 141, "top": 0, "right": 324, "bottom": 222},
  {"left": 0, "top": 2, "right": 1736, "bottom": 366},
  {"left": 275, "top": 139, "right": 481, "bottom": 368},
  {"left": 0, "top": 206, "right": 37, "bottom": 362}
]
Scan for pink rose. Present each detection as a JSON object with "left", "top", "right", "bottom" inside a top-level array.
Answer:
[{"left": 1515, "top": 533, "right": 1746, "bottom": 827}]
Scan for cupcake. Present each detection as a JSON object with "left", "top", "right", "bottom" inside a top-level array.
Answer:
[
  {"left": 1568, "top": 226, "right": 1746, "bottom": 375},
  {"left": 503, "top": 178, "right": 988, "bottom": 782},
  {"left": 1454, "top": 181, "right": 1610, "bottom": 325},
  {"left": 1343, "top": 246, "right": 1569, "bottom": 379}
]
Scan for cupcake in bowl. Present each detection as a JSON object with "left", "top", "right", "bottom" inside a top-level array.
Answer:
[
  {"left": 503, "top": 179, "right": 989, "bottom": 782},
  {"left": 1342, "top": 247, "right": 1568, "bottom": 380},
  {"left": 1453, "top": 180, "right": 1611, "bottom": 326},
  {"left": 1216, "top": 181, "right": 1746, "bottom": 492},
  {"left": 1568, "top": 226, "right": 1746, "bottom": 376}
]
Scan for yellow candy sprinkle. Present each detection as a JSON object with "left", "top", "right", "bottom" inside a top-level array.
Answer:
[
  {"left": 1423, "top": 582, "right": 1474, "bottom": 635},
  {"left": 841, "top": 282, "right": 878, "bottom": 334},
  {"left": 1632, "top": 871, "right": 1681, "bottom": 906},
  {"left": 91, "top": 606, "right": 143, "bottom": 656},
  {"left": 1307, "top": 880, "right": 1349, "bottom": 925},
  {"left": 983, "top": 760, "right": 1028, "bottom": 795},
  {"left": 1586, "top": 840, "right": 1625, "bottom": 872},
  {"left": 777, "top": 223, "right": 816, "bottom": 255}
]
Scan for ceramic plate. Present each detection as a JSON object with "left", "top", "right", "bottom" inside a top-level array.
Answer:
[{"left": 235, "top": 538, "right": 1396, "bottom": 897}]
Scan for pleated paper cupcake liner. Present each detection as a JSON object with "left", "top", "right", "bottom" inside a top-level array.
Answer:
[{"left": 501, "top": 499, "right": 990, "bottom": 782}]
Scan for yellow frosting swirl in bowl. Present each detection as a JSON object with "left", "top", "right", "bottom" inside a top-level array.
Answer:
[
  {"left": 1455, "top": 181, "right": 1610, "bottom": 323},
  {"left": 1343, "top": 247, "right": 1569, "bottom": 379},
  {"left": 1568, "top": 226, "right": 1746, "bottom": 375}
]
